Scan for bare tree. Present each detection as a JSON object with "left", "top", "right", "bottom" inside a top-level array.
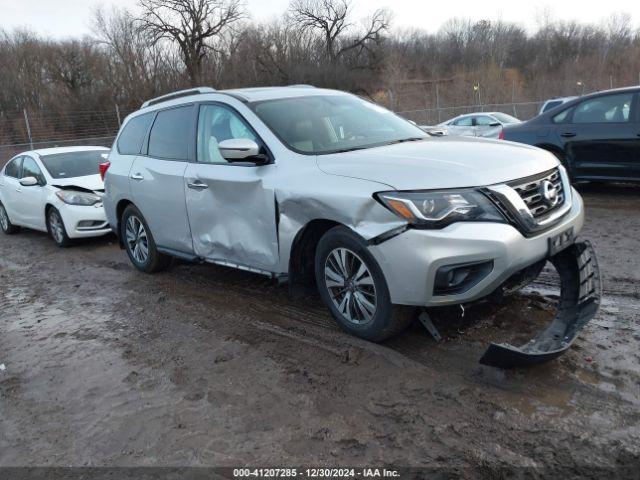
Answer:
[
  {"left": 288, "top": 0, "right": 389, "bottom": 64},
  {"left": 137, "top": 0, "right": 245, "bottom": 85}
]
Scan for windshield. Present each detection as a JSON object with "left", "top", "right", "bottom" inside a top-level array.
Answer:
[
  {"left": 252, "top": 95, "right": 427, "bottom": 154},
  {"left": 40, "top": 150, "right": 109, "bottom": 179},
  {"left": 492, "top": 113, "right": 520, "bottom": 124}
]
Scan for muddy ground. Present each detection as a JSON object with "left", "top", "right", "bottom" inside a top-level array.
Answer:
[{"left": 1, "top": 183, "right": 639, "bottom": 475}]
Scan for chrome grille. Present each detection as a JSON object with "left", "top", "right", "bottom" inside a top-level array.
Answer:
[{"left": 510, "top": 169, "right": 565, "bottom": 219}]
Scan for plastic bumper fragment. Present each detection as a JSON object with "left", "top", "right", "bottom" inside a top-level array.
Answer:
[{"left": 479, "top": 241, "right": 601, "bottom": 368}]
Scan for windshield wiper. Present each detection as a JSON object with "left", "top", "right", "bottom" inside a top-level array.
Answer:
[
  {"left": 333, "top": 146, "right": 372, "bottom": 153},
  {"left": 382, "top": 137, "right": 426, "bottom": 146},
  {"left": 332, "top": 137, "right": 426, "bottom": 154}
]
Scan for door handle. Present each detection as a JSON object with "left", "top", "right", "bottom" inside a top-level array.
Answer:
[
  {"left": 187, "top": 180, "right": 208, "bottom": 190},
  {"left": 130, "top": 173, "right": 144, "bottom": 181},
  {"left": 561, "top": 132, "right": 576, "bottom": 138}
]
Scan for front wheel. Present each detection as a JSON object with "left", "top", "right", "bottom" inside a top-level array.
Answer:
[
  {"left": 0, "top": 202, "right": 19, "bottom": 234},
  {"left": 47, "top": 207, "right": 72, "bottom": 247},
  {"left": 315, "top": 226, "right": 415, "bottom": 342},
  {"left": 121, "top": 205, "right": 170, "bottom": 273}
]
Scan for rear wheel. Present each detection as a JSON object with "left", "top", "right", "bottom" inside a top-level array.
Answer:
[
  {"left": 121, "top": 205, "right": 170, "bottom": 273},
  {"left": 47, "top": 207, "right": 72, "bottom": 247},
  {"left": 0, "top": 202, "right": 19, "bottom": 234},
  {"left": 315, "top": 226, "right": 415, "bottom": 342}
]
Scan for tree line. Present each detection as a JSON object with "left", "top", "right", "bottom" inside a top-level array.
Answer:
[{"left": 1, "top": 0, "right": 639, "bottom": 146}]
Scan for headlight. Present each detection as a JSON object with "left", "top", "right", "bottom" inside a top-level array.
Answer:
[
  {"left": 375, "top": 189, "right": 505, "bottom": 229},
  {"left": 55, "top": 190, "right": 101, "bottom": 206}
]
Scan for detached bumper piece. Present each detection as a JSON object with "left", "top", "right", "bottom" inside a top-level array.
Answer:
[{"left": 479, "top": 241, "right": 601, "bottom": 368}]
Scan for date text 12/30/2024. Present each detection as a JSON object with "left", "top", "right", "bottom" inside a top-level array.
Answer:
[{"left": 233, "top": 469, "right": 401, "bottom": 478}]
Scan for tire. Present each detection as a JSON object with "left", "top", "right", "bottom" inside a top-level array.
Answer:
[
  {"left": 47, "top": 207, "right": 72, "bottom": 247},
  {"left": 315, "top": 226, "right": 416, "bottom": 342},
  {"left": 0, "top": 201, "right": 19, "bottom": 234},
  {"left": 121, "top": 204, "right": 170, "bottom": 273}
]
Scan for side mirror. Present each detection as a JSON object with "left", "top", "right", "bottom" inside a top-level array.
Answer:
[
  {"left": 218, "top": 139, "right": 268, "bottom": 164},
  {"left": 19, "top": 176, "right": 39, "bottom": 187}
]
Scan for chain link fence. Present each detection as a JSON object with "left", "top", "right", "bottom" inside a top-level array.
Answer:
[
  {"left": 0, "top": 107, "right": 135, "bottom": 167},
  {"left": 0, "top": 100, "right": 548, "bottom": 167}
]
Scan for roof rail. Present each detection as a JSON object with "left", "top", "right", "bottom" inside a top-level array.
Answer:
[
  {"left": 288, "top": 84, "right": 316, "bottom": 88},
  {"left": 141, "top": 87, "right": 216, "bottom": 108}
]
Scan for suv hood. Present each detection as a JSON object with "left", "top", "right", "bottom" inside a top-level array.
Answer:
[{"left": 317, "top": 137, "right": 558, "bottom": 190}]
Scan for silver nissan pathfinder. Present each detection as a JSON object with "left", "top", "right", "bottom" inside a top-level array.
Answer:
[{"left": 102, "top": 86, "right": 600, "bottom": 368}]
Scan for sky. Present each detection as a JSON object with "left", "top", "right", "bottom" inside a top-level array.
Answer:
[{"left": 0, "top": 0, "right": 638, "bottom": 38}]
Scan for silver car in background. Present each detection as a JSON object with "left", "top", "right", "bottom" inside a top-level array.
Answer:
[
  {"left": 438, "top": 112, "right": 521, "bottom": 138},
  {"left": 102, "top": 86, "right": 600, "bottom": 368}
]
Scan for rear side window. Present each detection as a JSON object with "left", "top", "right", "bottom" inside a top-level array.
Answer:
[
  {"left": 4, "top": 157, "right": 22, "bottom": 178},
  {"left": 453, "top": 116, "right": 473, "bottom": 126},
  {"left": 117, "top": 113, "right": 154, "bottom": 155},
  {"left": 148, "top": 106, "right": 193, "bottom": 160}
]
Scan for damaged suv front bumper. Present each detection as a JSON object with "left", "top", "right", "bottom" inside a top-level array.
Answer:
[{"left": 479, "top": 240, "right": 601, "bottom": 368}]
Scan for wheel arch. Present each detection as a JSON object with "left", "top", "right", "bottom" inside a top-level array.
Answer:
[
  {"left": 115, "top": 199, "right": 135, "bottom": 248},
  {"left": 288, "top": 219, "right": 346, "bottom": 286},
  {"left": 44, "top": 203, "right": 56, "bottom": 225}
]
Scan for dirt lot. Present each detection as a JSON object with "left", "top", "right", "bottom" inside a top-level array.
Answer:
[{"left": 1, "top": 183, "right": 639, "bottom": 475}]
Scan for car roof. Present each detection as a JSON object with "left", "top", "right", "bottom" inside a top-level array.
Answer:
[
  {"left": 26, "top": 146, "right": 110, "bottom": 157},
  {"left": 544, "top": 96, "right": 576, "bottom": 102},
  {"left": 456, "top": 112, "right": 500, "bottom": 118},
  {"left": 137, "top": 86, "right": 350, "bottom": 113},
  {"left": 220, "top": 86, "right": 347, "bottom": 103}
]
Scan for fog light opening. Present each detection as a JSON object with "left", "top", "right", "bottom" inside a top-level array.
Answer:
[{"left": 434, "top": 260, "right": 494, "bottom": 296}]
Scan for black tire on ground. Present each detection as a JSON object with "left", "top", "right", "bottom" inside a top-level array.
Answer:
[
  {"left": 47, "top": 207, "right": 72, "bottom": 247},
  {"left": 0, "top": 201, "right": 19, "bottom": 234},
  {"left": 315, "top": 225, "right": 416, "bottom": 342},
  {"left": 121, "top": 204, "right": 170, "bottom": 273}
]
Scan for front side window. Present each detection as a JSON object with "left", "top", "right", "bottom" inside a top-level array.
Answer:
[
  {"left": 4, "top": 157, "right": 22, "bottom": 178},
  {"left": 148, "top": 105, "right": 193, "bottom": 160},
  {"left": 21, "top": 157, "right": 45, "bottom": 184},
  {"left": 572, "top": 94, "right": 633, "bottom": 124},
  {"left": 40, "top": 150, "right": 109, "bottom": 179},
  {"left": 117, "top": 113, "right": 154, "bottom": 155},
  {"left": 252, "top": 95, "right": 427, "bottom": 154},
  {"left": 197, "top": 104, "right": 258, "bottom": 164}
]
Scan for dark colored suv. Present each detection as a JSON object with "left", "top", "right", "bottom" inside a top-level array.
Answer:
[{"left": 502, "top": 87, "right": 640, "bottom": 183}]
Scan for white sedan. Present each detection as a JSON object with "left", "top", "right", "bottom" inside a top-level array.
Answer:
[
  {"left": 0, "top": 146, "right": 112, "bottom": 247},
  {"left": 438, "top": 112, "right": 522, "bottom": 138}
]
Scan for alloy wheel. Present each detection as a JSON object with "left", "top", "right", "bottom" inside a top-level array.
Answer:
[
  {"left": 125, "top": 215, "right": 149, "bottom": 264},
  {"left": 49, "top": 210, "right": 65, "bottom": 244},
  {"left": 324, "top": 247, "right": 377, "bottom": 325}
]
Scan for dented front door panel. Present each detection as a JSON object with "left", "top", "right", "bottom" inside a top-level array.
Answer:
[{"left": 184, "top": 163, "right": 279, "bottom": 272}]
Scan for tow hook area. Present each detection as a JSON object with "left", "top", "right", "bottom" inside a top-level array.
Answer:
[{"left": 479, "top": 240, "right": 601, "bottom": 368}]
